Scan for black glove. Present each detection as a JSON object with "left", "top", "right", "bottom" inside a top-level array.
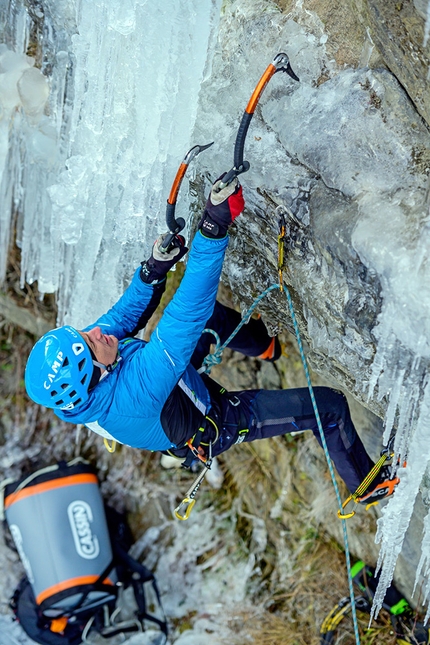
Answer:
[
  {"left": 199, "top": 175, "right": 245, "bottom": 239},
  {"left": 140, "top": 233, "right": 188, "bottom": 284}
]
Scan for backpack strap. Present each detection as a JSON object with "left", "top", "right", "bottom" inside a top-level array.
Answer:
[
  {"left": 54, "top": 558, "right": 116, "bottom": 617},
  {"left": 113, "top": 542, "right": 168, "bottom": 637}
]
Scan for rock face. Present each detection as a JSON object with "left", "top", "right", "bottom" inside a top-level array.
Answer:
[
  {"left": 357, "top": 0, "right": 430, "bottom": 127},
  {"left": 257, "top": 64, "right": 428, "bottom": 419},
  {"left": 2, "top": 0, "right": 430, "bottom": 622},
  {"left": 276, "top": 0, "right": 430, "bottom": 128},
  {"left": 196, "top": 0, "right": 430, "bottom": 432},
  {"left": 194, "top": 0, "right": 430, "bottom": 605}
]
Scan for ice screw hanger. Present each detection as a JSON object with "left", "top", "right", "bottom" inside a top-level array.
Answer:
[
  {"left": 218, "top": 52, "right": 299, "bottom": 190},
  {"left": 161, "top": 142, "right": 214, "bottom": 252}
]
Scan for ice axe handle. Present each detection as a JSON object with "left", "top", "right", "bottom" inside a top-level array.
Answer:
[
  {"left": 217, "top": 110, "right": 253, "bottom": 190},
  {"left": 160, "top": 230, "right": 185, "bottom": 253},
  {"left": 234, "top": 111, "right": 253, "bottom": 171},
  {"left": 160, "top": 203, "right": 185, "bottom": 252},
  {"left": 217, "top": 161, "right": 250, "bottom": 191},
  {"left": 218, "top": 55, "right": 299, "bottom": 191}
]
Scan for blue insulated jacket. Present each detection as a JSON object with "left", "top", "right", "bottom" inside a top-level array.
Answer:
[{"left": 56, "top": 233, "right": 229, "bottom": 451}]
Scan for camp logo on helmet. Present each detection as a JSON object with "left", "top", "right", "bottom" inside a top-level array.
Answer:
[
  {"left": 43, "top": 350, "right": 64, "bottom": 390},
  {"left": 67, "top": 500, "right": 100, "bottom": 559}
]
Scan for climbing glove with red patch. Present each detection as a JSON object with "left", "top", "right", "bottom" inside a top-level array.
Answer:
[
  {"left": 199, "top": 175, "right": 245, "bottom": 239},
  {"left": 140, "top": 233, "right": 188, "bottom": 284}
]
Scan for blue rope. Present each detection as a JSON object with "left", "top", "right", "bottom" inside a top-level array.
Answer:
[
  {"left": 199, "top": 285, "right": 278, "bottom": 373},
  {"left": 201, "top": 282, "right": 361, "bottom": 645}
]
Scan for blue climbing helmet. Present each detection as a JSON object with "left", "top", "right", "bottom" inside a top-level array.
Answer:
[{"left": 25, "top": 325, "right": 94, "bottom": 411}]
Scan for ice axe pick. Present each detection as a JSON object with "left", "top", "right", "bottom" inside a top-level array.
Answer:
[{"left": 161, "top": 142, "right": 214, "bottom": 252}]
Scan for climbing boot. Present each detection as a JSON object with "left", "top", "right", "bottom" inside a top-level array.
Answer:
[
  {"left": 356, "top": 463, "right": 401, "bottom": 505},
  {"left": 257, "top": 336, "right": 282, "bottom": 362}
]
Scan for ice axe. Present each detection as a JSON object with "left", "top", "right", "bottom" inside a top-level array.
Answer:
[
  {"left": 160, "top": 142, "right": 214, "bottom": 252},
  {"left": 218, "top": 52, "right": 299, "bottom": 190}
]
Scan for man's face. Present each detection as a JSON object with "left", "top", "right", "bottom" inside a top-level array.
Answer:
[{"left": 80, "top": 327, "right": 119, "bottom": 369}]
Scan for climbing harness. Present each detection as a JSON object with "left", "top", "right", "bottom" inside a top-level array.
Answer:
[
  {"left": 218, "top": 52, "right": 299, "bottom": 189},
  {"left": 320, "top": 561, "right": 429, "bottom": 645},
  {"left": 174, "top": 441, "right": 213, "bottom": 521},
  {"left": 161, "top": 142, "right": 214, "bottom": 252}
]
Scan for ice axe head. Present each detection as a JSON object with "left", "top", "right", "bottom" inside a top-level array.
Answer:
[
  {"left": 183, "top": 141, "right": 214, "bottom": 165},
  {"left": 273, "top": 52, "right": 300, "bottom": 82}
]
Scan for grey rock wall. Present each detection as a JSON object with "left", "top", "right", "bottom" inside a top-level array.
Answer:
[
  {"left": 356, "top": 0, "right": 430, "bottom": 127},
  {"left": 194, "top": 0, "right": 430, "bottom": 604}
]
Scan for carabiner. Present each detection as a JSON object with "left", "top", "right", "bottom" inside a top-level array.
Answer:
[
  {"left": 103, "top": 438, "right": 117, "bottom": 453},
  {"left": 173, "top": 442, "right": 213, "bottom": 520},
  {"left": 175, "top": 497, "right": 196, "bottom": 521},
  {"left": 337, "top": 494, "right": 357, "bottom": 520}
]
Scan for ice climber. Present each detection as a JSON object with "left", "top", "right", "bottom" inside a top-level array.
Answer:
[{"left": 25, "top": 176, "right": 399, "bottom": 505}]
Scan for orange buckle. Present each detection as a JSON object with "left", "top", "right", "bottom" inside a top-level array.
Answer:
[
  {"left": 50, "top": 617, "right": 68, "bottom": 633},
  {"left": 186, "top": 439, "right": 206, "bottom": 463}
]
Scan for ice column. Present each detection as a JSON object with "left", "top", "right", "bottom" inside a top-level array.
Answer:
[
  {"left": 1, "top": 0, "right": 221, "bottom": 328},
  {"left": 353, "top": 189, "right": 430, "bottom": 616},
  {"left": 0, "top": 36, "right": 52, "bottom": 284}
]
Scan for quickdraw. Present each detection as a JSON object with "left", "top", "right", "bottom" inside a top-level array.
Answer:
[
  {"left": 337, "top": 447, "right": 394, "bottom": 519},
  {"left": 174, "top": 442, "right": 213, "bottom": 521},
  {"left": 277, "top": 210, "right": 287, "bottom": 290}
]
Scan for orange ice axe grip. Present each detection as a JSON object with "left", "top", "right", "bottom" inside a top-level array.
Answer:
[
  {"left": 167, "top": 163, "right": 188, "bottom": 205},
  {"left": 219, "top": 52, "right": 299, "bottom": 188},
  {"left": 161, "top": 142, "right": 213, "bottom": 252}
]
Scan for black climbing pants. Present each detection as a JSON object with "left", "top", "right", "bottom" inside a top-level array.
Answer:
[
  {"left": 188, "top": 301, "right": 375, "bottom": 494},
  {"left": 191, "top": 300, "right": 278, "bottom": 369},
  {"left": 202, "top": 386, "right": 374, "bottom": 494}
]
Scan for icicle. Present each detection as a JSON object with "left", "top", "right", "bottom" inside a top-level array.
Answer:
[
  {"left": 414, "top": 507, "right": 430, "bottom": 623},
  {"left": 2, "top": 0, "right": 222, "bottom": 328},
  {"left": 382, "top": 367, "right": 405, "bottom": 446},
  {"left": 395, "top": 382, "right": 419, "bottom": 462},
  {"left": 371, "top": 379, "right": 430, "bottom": 621},
  {"left": 366, "top": 339, "right": 386, "bottom": 402}
]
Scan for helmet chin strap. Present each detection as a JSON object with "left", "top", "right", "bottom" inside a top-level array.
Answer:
[
  {"left": 92, "top": 353, "right": 121, "bottom": 374},
  {"left": 92, "top": 359, "right": 107, "bottom": 371}
]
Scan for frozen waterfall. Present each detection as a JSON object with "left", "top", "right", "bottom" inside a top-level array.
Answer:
[
  {"left": 0, "top": 0, "right": 221, "bottom": 328},
  {"left": 2, "top": 0, "right": 430, "bottom": 633}
]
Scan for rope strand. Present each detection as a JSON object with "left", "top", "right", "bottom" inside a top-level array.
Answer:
[{"left": 201, "top": 281, "right": 361, "bottom": 645}]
